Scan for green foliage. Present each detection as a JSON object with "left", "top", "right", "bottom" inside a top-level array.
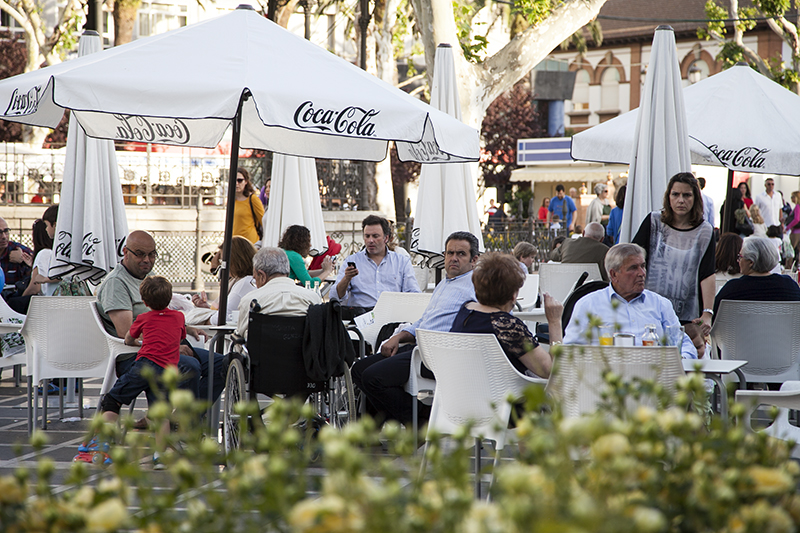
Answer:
[
  {"left": 53, "top": 10, "right": 84, "bottom": 61},
  {"left": 756, "top": 0, "right": 791, "bottom": 16},
  {"left": 504, "top": 186, "right": 534, "bottom": 219},
  {"left": 698, "top": 0, "right": 728, "bottom": 40},
  {"left": 512, "top": 0, "right": 557, "bottom": 27},
  {"left": 453, "top": 0, "right": 488, "bottom": 63},
  {"left": 3, "top": 368, "right": 800, "bottom": 532}
]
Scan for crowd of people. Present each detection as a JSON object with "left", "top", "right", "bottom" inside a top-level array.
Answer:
[{"left": 3, "top": 170, "right": 799, "bottom": 465}]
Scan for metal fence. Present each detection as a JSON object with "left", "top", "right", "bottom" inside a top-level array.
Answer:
[{"left": 0, "top": 144, "right": 363, "bottom": 210}]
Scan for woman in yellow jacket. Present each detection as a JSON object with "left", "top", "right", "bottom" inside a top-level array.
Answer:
[{"left": 232, "top": 168, "right": 264, "bottom": 245}]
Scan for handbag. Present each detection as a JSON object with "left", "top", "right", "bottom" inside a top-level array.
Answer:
[
  {"left": 248, "top": 194, "right": 263, "bottom": 239},
  {"left": 52, "top": 277, "right": 92, "bottom": 296},
  {"left": 734, "top": 208, "right": 754, "bottom": 236}
]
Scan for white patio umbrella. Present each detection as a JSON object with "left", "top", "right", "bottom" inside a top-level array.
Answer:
[
  {"left": 49, "top": 30, "right": 128, "bottom": 283},
  {"left": 578, "top": 26, "right": 690, "bottom": 243},
  {"left": 0, "top": 5, "right": 479, "bottom": 325},
  {"left": 261, "top": 154, "right": 327, "bottom": 255},
  {"left": 571, "top": 63, "right": 800, "bottom": 175},
  {"left": 411, "top": 44, "right": 484, "bottom": 261}
]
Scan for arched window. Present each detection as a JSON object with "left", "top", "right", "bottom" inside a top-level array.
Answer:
[
  {"left": 600, "top": 68, "right": 620, "bottom": 110},
  {"left": 572, "top": 69, "right": 590, "bottom": 110}
]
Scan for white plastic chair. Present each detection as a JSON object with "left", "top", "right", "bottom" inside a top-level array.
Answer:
[
  {"left": 405, "top": 346, "right": 437, "bottom": 445},
  {"left": 546, "top": 345, "right": 684, "bottom": 418},
  {"left": 416, "top": 329, "right": 547, "bottom": 498},
  {"left": 92, "top": 301, "right": 142, "bottom": 401},
  {"left": 23, "top": 296, "right": 110, "bottom": 433},
  {"left": 538, "top": 263, "right": 602, "bottom": 304},
  {"left": 710, "top": 300, "right": 800, "bottom": 385},
  {"left": 515, "top": 274, "right": 540, "bottom": 312},
  {"left": 353, "top": 291, "right": 432, "bottom": 351},
  {"left": 736, "top": 381, "right": 800, "bottom": 458},
  {"left": 0, "top": 295, "right": 27, "bottom": 386}
]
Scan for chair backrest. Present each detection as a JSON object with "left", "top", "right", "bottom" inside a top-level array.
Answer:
[
  {"left": 90, "top": 301, "right": 142, "bottom": 398},
  {"left": 546, "top": 345, "right": 684, "bottom": 418},
  {"left": 22, "top": 296, "right": 109, "bottom": 383},
  {"left": 359, "top": 291, "right": 433, "bottom": 348},
  {"left": 538, "top": 263, "right": 603, "bottom": 303},
  {"left": 416, "top": 329, "right": 546, "bottom": 449},
  {"left": 246, "top": 313, "right": 324, "bottom": 398},
  {"left": 0, "top": 294, "right": 27, "bottom": 370},
  {"left": 711, "top": 300, "right": 800, "bottom": 384},
  {"left": 515, "top": 274, "right": 539, "bottom": 311},
  {"left": 560, "top": 280, "right": 608, "bottom": 334}
]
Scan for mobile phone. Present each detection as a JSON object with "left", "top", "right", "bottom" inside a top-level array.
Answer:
[{"left": 348, "top": 261, "right": 356, "bottom": 268}]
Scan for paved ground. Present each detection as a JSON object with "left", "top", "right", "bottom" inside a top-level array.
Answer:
[{"left": 0, "top": 372, "right": 131, "bottom": 483}]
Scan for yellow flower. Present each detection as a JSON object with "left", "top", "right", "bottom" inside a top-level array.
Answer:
[
  {"left": 170, "top": 389, "right": 194, "bottom": 410},
  {"left": 630, "top": 506, "right": 666, "bottom": 533},
  {"left": 289, "top": 495, "right": 363, "bottom": 533},
  {"left": 86, "top": 498, "right": 128, "bottom": 532},
  {"left": 745, "top": 466, "right": 793, "bottom": 496},
  {"left": 591, "top": 433, "right": 630, "bottom": 460}
]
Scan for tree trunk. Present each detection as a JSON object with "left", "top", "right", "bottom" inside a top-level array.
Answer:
[
  {"left": 114, "top": 0, "right": 142, "bottom": 46},
  {"left": 373, "top": 0, "right": 400, "bottom": 219},
  {"left": 412, "top": 0, "right": 609, "bottom": 129}
]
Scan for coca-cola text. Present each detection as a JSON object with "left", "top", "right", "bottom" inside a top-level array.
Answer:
[
  {"left": 708, "top": 145, "right": 769, "bottom": 170},
  {"left": 293, "top": 101, "right": 378, "bottom": 137},
  {"left": 114, "top": 115, "right": 191, "bottom": 144},
  {"left": 4, "top": 86, "right": 44, "bottom": 116}
]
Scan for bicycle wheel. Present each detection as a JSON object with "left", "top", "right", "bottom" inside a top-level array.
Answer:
[{"left": 223, "top": 358, "right": 245, "bottom": 453}]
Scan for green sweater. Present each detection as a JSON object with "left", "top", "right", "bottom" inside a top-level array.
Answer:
[{"left": 284, "top": 249, "right": 320, "bottom": 285}]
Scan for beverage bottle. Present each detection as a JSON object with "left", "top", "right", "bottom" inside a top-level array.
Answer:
[{"left": 641, "top": 324, "right": 658, "bottom": 346}]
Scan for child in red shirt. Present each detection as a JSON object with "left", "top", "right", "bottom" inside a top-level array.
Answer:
[{"left": 76, "top": 276, "right": 185, "bottom": 465}]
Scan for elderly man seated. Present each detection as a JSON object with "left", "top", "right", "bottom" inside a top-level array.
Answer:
[
  {"left": 235, "top": 247, "right": 321, "bottom": 339},
  {"left": 563, "top": 243, "right": 697, "bottom": 358}
]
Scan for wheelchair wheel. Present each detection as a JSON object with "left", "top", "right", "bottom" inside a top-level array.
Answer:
[
  {"left": 327, "top": 365, "right": 356, "bottom": 428},
  {"left": 223, "top": 357, "right": 245, "bottom": 453}
]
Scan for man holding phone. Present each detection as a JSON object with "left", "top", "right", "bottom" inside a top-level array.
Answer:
[{"left": 332, "top": 215, "right": 420, "bottom": 318}]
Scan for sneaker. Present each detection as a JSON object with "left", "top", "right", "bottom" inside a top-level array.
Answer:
[
  {"left": 73, "top": 451, "right": 112, "bottom": 465},
  {"left": 153, "top": 452, "right": 166, "bottom": 470},
  {"left": 77, "top": 438, "right": 109, "bottom": 453}
]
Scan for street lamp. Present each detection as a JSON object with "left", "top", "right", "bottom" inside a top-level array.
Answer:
[{"left": 688, "top": 63, "right": 702, "bottom": 84}]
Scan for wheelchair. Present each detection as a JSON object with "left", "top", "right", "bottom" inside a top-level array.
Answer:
[{"left": 222, "top": 306, "right": 356, "bottom": 452}]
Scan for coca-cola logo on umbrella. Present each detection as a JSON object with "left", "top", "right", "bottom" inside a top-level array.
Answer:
[
  {"left": 113, "top": 115, "right": 191, "bottom": 144},
  {"left": 5, "top": 86, "right": 44, "bottom": 116},
  {"left": 406, "top": 140, "right": 452, "bottom": 163},
  {"left": 707, "top": 144, "right": 769, "bottom": 170},
  {"left": 293, "top": 101, "right": 378, "bottom": 137}
]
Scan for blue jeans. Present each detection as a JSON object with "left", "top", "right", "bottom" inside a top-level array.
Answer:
[
  {"left": 104, "top": 358, "right": 167, "bottom": 413},
  {"left": 116, "top": 350, "right": 226, "bottom": 404},
  {"left": 178, "top": 348, "right": 227, "bottom": 403}
]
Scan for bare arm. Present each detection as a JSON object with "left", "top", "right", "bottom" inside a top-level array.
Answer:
[
  {"left": 520, "top": 293, "right": 563, "bottom": 378},
  {"left": 107, "top": 309, "right": 134, "bottom": 339},
  {"left": 124, "top": 331, "right": 140, "bottom": 346},
  {"left": 698, "top": 274, "right": 715, "bottom": 336}
]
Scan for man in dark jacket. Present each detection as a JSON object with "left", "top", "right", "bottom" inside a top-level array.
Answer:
[{"left": 549, "top": 222, "right": 610, "bottom": 281}]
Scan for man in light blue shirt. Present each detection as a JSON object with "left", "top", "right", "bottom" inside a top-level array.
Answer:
[
  {"left": 351, "top": 231, "right": 479, "bottom": 424},
  {"left": 332, "top": 215, "right": 420, "bottom": 313},
  {"left": 699, "top": 177, "right": 715, "bottom": 228},
  {"left": 564, "top": 243, "right": 698, "bottom": 358}
]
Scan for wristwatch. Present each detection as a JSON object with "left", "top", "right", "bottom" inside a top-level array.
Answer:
[{"left": 702, "top": 308, "right": 714, "bottom": 316}]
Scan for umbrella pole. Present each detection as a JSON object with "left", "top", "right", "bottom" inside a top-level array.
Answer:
[
  {"left": 208, "top": 91, "right": 246, "bottom": 415},
  {"left": 721, "top": 168, "right": 734, "bottom": 236}
]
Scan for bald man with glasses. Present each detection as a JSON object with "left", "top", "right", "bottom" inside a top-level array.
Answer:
[{"left": 96, "top": 230, "right": 227, "bottom": 405}]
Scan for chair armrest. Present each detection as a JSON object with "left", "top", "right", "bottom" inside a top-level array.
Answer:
[{"left": 735, "top": 381, "right": 800, "bottom": 432}]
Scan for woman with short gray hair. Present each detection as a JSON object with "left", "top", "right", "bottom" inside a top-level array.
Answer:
[{"left": 713, "top": 236, "right": 800, "bottom": 318}]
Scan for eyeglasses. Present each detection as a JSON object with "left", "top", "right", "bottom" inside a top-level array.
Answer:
[
  {"left": 128, "top": 249, "right": 158, "bottom": 260},
  {"left": 236, "top": 178, "right": 245, "bottom": 183},
  {"left": 0, "top": 228, "right": 10, "bottom": 235}
]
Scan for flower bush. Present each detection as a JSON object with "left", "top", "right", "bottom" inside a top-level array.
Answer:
[{"left": 1, "top": 370, "right": 798, "bottom": 533}]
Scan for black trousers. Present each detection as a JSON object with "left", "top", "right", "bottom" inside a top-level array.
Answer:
[{"left": 351, "top": 344, "right": 432, "bottom": 425}]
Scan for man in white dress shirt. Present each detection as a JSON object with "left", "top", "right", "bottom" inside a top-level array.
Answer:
[{"left": 754, "top": 177, "right": 784, "bottom": 227}]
